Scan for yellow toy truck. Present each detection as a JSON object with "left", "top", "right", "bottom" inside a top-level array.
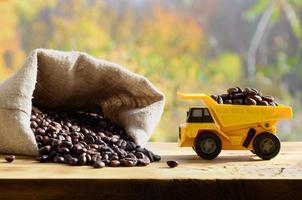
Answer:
[{"left": 178, "top": 92, "right": 293, "bottom": 160}]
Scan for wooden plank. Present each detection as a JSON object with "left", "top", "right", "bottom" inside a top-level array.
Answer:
[
  {"left": 0, "top": 142, "right": 302, "bottom": 179},
  {"left": 0, "top": 142, "right": 302, "bottom": 200}
]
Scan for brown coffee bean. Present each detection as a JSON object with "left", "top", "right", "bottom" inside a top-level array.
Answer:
[
  {"left": 93, "top": 160, "right": 105, "bottom": 168},
  {"left": 244, "top": 98, "right": 257, "bottom": 105},
  {"left": 233, "top": 99, "right": 243, "bottom": 105},
  {"left": 137, "top": 157, "right": 150, "bottom": 166},
  {"left": 69, "top": 157, "right": 78, "bottom": 166},
  {"left": 39, "top": 145, "right": 51, "bottom": 155},
  {"left": 250, "top": 95, "right": 262, "bottom": 102},
  {"left": 224, "top": 99, "right": 232, "bottom": 104},
  {"left": 262, "top": 95, "right": 274, "bottom": 102},
  {"left": 167, "top": 160, "right": 178, "bottom": 168},
  {"left": 38, "top": 155, "right": 49, "bottom": 163},
  {"left": 217, "top": 96, "right": 223, "bottom": 104},
  {"left": 259, "top": 101, "right": 269, "bottom": 106},
  {"left": 79, "top": 154, "right": 87, "bottom": 165},
  {"left": 245, "top": 87, "right": 257, "bottom": 95},
  {"left": 227, "top": 87, "right": 238, "bottom": 94},
  {"left": 5, "top": 155, "right": 15, "bottom": 163},
  {"left": 110, "top": 160, "right": 120, "bottom": 167},
  {"left": 53, "top": 156, "right": 64, "bottom": 163}
]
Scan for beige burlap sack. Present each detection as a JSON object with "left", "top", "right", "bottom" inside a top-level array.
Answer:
[{"left": 0, "top": 49, "right": 165, "bottom": 156}]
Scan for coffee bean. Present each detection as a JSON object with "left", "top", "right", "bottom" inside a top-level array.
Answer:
[
  {"left": 110, "top": 160, "right": 120, "bottom": 167},
  {"left": 39, "top": 145, "right": 51, "bottom": 155},
  {"left": 5, "top": 155, "right": 15, "bottom": 163},
  {"left": 245, "top": 98, "right": 257, "bottom": 105},
  {"left": 38, "top": 155, "right": 49, "bottom": 163},
  {"left": 53, "top": 156, "right": 64, "bottom": 163},
  {"left": 167, "top": 160, "right": 178, "bottom": 168},
  {"left": 262, "top": 95, "right": 274, "bottom": 102},
  {"left": 137, "top": 157, "right": 150, "bottom": 166},
  {"left": 79, "top": 154, "right": 87, "bottom": 165},
  {"left": 259, "top": 101, "right": 269, "bottom": 106},
  {"left": 69, "top": 157, "right": 78, "bottom": 166},
  {"left": 227, "top": 87, "right": 238, "bottom": 94},
  {"left": 153, "top": 154, "right": 161, "bottom": 162},
  {"left": 93, "top": 160, "right": 105, "bottom": 168},
  {"left": 224, "top": 99, "right": 233, "bottom": 104},
  {"left": 217, "top": 96, "right": 223, "bottom": 104},
  {"left": 233, "top": 99, "right": 243, "bottom": 105}
]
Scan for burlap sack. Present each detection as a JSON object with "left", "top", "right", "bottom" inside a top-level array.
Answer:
[{"left": 0, "top": 49, "right": 165, "bottom": 156}]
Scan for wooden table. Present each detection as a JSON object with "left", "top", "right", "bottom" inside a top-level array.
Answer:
[{"left": 0, "top": 142, "right": 302, "bottom": 200}]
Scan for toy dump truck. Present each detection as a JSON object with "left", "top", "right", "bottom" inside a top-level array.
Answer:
[{"left": 178, "top": 92, "right": 293, "bottom": 160}]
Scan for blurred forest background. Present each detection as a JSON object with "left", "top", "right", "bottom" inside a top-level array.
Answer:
[{"left": 0, "top": 0, "right": 301, "bottom": 141}]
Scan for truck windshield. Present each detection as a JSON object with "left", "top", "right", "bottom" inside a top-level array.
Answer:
[{"left": 187, "top": 108, "right": 214, "bottom": 123}]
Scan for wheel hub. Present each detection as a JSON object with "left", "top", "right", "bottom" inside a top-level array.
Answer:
[
  {"left": 200, "top": 138, "right": 216, "bottom": 154},
  {"left": 259, "top": 138, "right": 275, "bottom": 154}
]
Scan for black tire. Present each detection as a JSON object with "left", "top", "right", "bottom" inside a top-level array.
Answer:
[
  {"left": 194, "top": 132, "right": 222, "bottom": 160},
  {"left": 250, "top": 150, "right": 256, "bottom": 154},
  {"left": 253, "top": 132, "right": 280, "bottom": 160}
]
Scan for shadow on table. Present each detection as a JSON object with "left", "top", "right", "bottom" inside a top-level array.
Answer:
[{"left": 160, "top": 154, "right": 263, "bottom": 164}]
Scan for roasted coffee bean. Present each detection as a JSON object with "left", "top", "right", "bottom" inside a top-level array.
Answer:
[
  {"left": 220, "top": 94, "right": 229, "bottom": 100},
  {"left": 137, "top": 157, "right": 151, "bottom": 166},
  {"left": 38, "top": 155, "right": 49, "bottom": 163},
  {"left": 126, "top": 142, "right": 137, "bottom": 151},
  {"left": 233, "top": 99, "right": 243, "bottom": 105},
  {"left": 79, "top": 154, "right": 87, "bottom": 165},
  {"left": 53, "top": 156, "right": 64, "bottom": 163},
  {"left": 69, "top": 157, "right": 78, "bottom": 166},
  {"left": 93, "top": 160, "right": 105, "bottom": 168},
  {"left": 224, "top": 99, "right": 233, "bottom": 104},
  {"left": 120, "top": 158, "right": 137, "bottom": 167},
  {"left": 250, "top": 95, "right": 262, "bottom": 102},
  {"left": 227, "top": 87, "right": 238, "bottom": 94},
  {"left": 245, "top": 87, "right": 257, "bottom": 95},
  {"left": 217, "top": 96, "right": 223, "bottom": 104},
  {"left": 135, "top": 152, "right": 145, "bottom": 159},
  {"left": 259, "top": 101, "right": 269, "bottom": 106},
  {"left": 210, "top": 95, "right": 218, "bottom": 101},
  {"left": 262, "top": 95, "right": 274, "bottom": 102},
  {"left": 167, "top": 160, "right": 178, "bottom": 168},
  {"left": 5, "top": 155, "right": 15, "bottom": 163},
  {"left": 39, "top": 145, "right": 51, "bottom": 155},
  {"left": 153, "top": 154, "right": 161, "bottom": 162},
  {"left": 245, "top": 98, "right": 257, "bottom": 105},
  {"left": 110, "top": 160, "right": 121, "bottom": 167},
  {"left": 57, "top": 147, "right": 70, "bottom": 154},
  {"left": 146, "top": 151, "right": 154, "bottom": 162}
]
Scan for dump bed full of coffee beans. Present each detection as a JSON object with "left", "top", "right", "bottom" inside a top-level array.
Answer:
[
  {"left": 210, "top": 87, "right": 278, "bottom": 106},
  {"left": 31, "top": 107, "right": 161, "bottom": 168}
]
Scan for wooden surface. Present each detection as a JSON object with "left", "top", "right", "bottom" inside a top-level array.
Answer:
[{"left": 0, "top": 142, "right": 302, "bottom": 200}]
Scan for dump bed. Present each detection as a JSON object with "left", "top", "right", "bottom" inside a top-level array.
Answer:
[{"left": 178, "top": 92, "right": 293, "bottom": 129}]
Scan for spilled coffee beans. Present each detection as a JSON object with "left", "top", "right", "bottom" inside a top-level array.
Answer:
[
  {"left": 31, "top": 107, "right": 161, "bottom": 168},
  {"left": 5, "top": 155, "right": 15, "bottom": 163},
  {"left": 211, "top": 87, "right": 278, "bottom": 106}
]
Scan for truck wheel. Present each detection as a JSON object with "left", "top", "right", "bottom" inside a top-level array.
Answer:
[
  {"left": 194, "top": 132, "right": 222, "bottom": 160},
  {"left": 250, "top": 150, "right": 256, "bottom": 154},
  {"left": 253, "top": 132, "right": 280, "bottom": 160}
]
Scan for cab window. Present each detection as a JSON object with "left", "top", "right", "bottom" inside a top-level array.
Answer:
[{"left": 187, "top": 108, "right": 214, "bottom": 123}]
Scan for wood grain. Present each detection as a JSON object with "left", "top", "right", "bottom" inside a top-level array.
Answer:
[{"left": 0, "top": 142, "right": 302, "bottom": 200}]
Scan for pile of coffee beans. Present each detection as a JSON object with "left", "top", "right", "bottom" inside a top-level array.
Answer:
[
  {"left": 30, "top": 107, "right": 161, "bottom": 168},
  {"left": 210, "top": 87, "right": 278, "bottom": 106}
]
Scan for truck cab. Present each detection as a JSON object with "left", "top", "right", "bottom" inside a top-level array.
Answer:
[{"left": 179, "top": 106, "right": 218, "bottom": 148}]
